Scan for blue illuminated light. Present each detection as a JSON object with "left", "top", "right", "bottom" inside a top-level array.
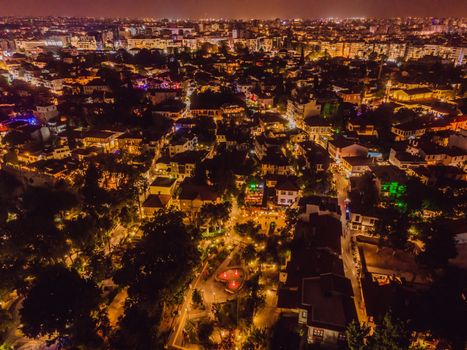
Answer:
[
  {"left": 4, "top": 114, "right": 41, "bottom": 127},
  {"left": 13, "top": 115, "right": 40, "bottom": 126}
]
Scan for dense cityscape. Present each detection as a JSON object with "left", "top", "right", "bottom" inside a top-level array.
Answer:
[{"left": 0, "top": 13, "right": 466, "bottom": 350}]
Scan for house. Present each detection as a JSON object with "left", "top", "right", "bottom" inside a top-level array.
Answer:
[
  {"left": 143, "top": 133, "right": 166, "bottom": 157},
  {"left": 260, "top": 151, "right": 294, "bottom": 176},
  {"left": 178, "top": 183, "right": 219, "bottom": 215},
  {"left": 117, "top": 132, "right": 143, "bottom": 155},
  {"left": 448, "top": 129, "right": 467, "bottom": 151},
  {"left": 361, "top": 278, "right": 420, "bottom": 326},
  {"left": 258, "top": 112, "right": 289, "bottom": 132},
  {"left": 72, "top": 147, "right": 99, "bottom": 162},
  {"left": 255, "top": 91, "right": 275, "bottom": 110},
  {"left": 299, "top": 274, "right": 356, "bottom": 346},
  {"left": 244, "top": 180, "right": 265, "bottom": 207},
  {"left": 391, "top": 87, "right": 433, "bottom": 102},
  {"left": 278, "top": 218, "right": 344, "bottom": 287},
  {"left": 389, "top": 146, "right": 426, "bottom": 170},
  {"left": 357, "top": 237, "right": 431, "bottom": 285},
  {"left": 420, "top": 145, "right": 467, "bottom": 168},
  {"left": 17, "top": 139, "right": 72, "bottom": 163},
  {"left": 168, "top": 130, "right": 198, "bottom": 157},
  {"left": 156, "top": 150, "right": 206, "bottom": 179},
  {"left": 142, "top": 194, "right": 172, "bottom": 217},
  {"left": 254, "top": 135, "right": 288, "bottom": 160},
  {"left": 336, "top": 89, "right": 362, "bottom": 105},
  {"left": 190, "top": 107, "right": 223, "bottom": 119},
  {"left": 174, "top": 117, "right": 198, "bottom": 130},
  {"left": 5, "top": 158, "right": 79, "bottom": 188},
  {"left": 190, "top": 89, "right": 245, "bottom": 120},
  {"left": 83, "top": 79, "right": 111, "bottom": 95},
  {"left": 149, "top": 176, "right": 177, "bottom": 196},
  {"left": 298, "top": 195, "right": 341, "bottom": 221},
  {"left": 328, "top": 138, "right": 368, "bottom": 160},
  {"left": 446, "top": 115, "right": 467, "bottom": 132},
  {"left": 287, "top": 97, "right": 321, "bottom": 126},
  {"left": 341, "top": 156, "right": 373, "bottom": 176},
  {"left": 147, "top": 88, "right": 180, "bottom": 105},
  {"left": 277, "top": 214, "right": 357, "bottom": 347},
  {"left": 221, "top": 104, "right": 246, "bottom": 122},
  {"left": 346, "top": 118, "right": 378, "bottom": 137},
  {"left": 391, "top": 120, "right": 427, "bottom": 141},
  {"left": 299, "top": 141, "right": 331, "bottom": 172},
  {"left": 34, "top": 104, "right": 58, "bottom": 122},
  {"left": 81, "top": 129, "right": 123, "bottom": 153},
  {"left": 347, "top": 183, "right": 381, "bottom": 233},
  {"left": 152, "top": 99, "right": 187, "bottom": 119},
  {"left": 304, "top": 118, "right": 333, "bottom": 146},
  {"left": 276, "top": 179, "right": 300, "bottom": 206}
]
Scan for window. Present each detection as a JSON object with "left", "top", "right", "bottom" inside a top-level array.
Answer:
[
  {"left": 355, "top": 215, "right": 361, "bottom": 222},
  {"left": 280, "top": 198, "right": 286, "bottom": 203},
  {"left": 288, "top": 191, "right": 294, "bottom": 195},
  {"left": 313, "top": 328, "right": 324, "bottom": 337}
]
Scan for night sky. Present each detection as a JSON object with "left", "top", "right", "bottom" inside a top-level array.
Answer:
[{"left": 0, "top": 0, "right": 466, "bottom": 18}]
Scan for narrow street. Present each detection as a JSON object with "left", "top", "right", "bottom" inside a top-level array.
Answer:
[
  {"left": 333, "top": 169, "right": 367, "bottom": 322},
  {"left": 253, "top": 287, "right": 279, "bottom": 329},
  {"left": 167, "top": 261, "right": 209, "bottom": 349}
]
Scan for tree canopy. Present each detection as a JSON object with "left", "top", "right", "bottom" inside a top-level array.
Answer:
[
  {"left": 346, "top": 312, "right": 411, "bottom": 350},
  {"left": 20, "top": 264, "right": 102, "bottom": 347},
  {"left": 115, "top": 210, "right": 200, "bottom": 307}
]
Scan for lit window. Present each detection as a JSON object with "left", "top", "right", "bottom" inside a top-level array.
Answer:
[{"left": 313, "top": 328, "right": 324, "bottom": 337}]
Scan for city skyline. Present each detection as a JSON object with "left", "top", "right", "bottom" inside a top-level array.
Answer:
[{"left": 1, "top": 0, "right": 466, "bottom": 19}]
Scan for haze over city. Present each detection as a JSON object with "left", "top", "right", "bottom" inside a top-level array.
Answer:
[{"left": 1, "top": 0, "right": 466, "bottom": 18}]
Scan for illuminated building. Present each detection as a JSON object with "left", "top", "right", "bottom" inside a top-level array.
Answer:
[
  {"left": 391, "top": 87, "right": 434, "bottom": 102},
  {"left": 244, "top": 181, "right": 264, "bottom": 207}
]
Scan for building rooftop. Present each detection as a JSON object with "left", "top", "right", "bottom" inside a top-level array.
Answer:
[
  {"left": 357, "top": 239, "right": 431, "bottom": 285},
  {"left": 302, "top": 274, "right": 356, "bottom": 331},
  {"left": 150, "top": 176, "right": 177, "bottom": 188},
  {"left": 143, "top": 194, "right": 171, "bottom": 208}
]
